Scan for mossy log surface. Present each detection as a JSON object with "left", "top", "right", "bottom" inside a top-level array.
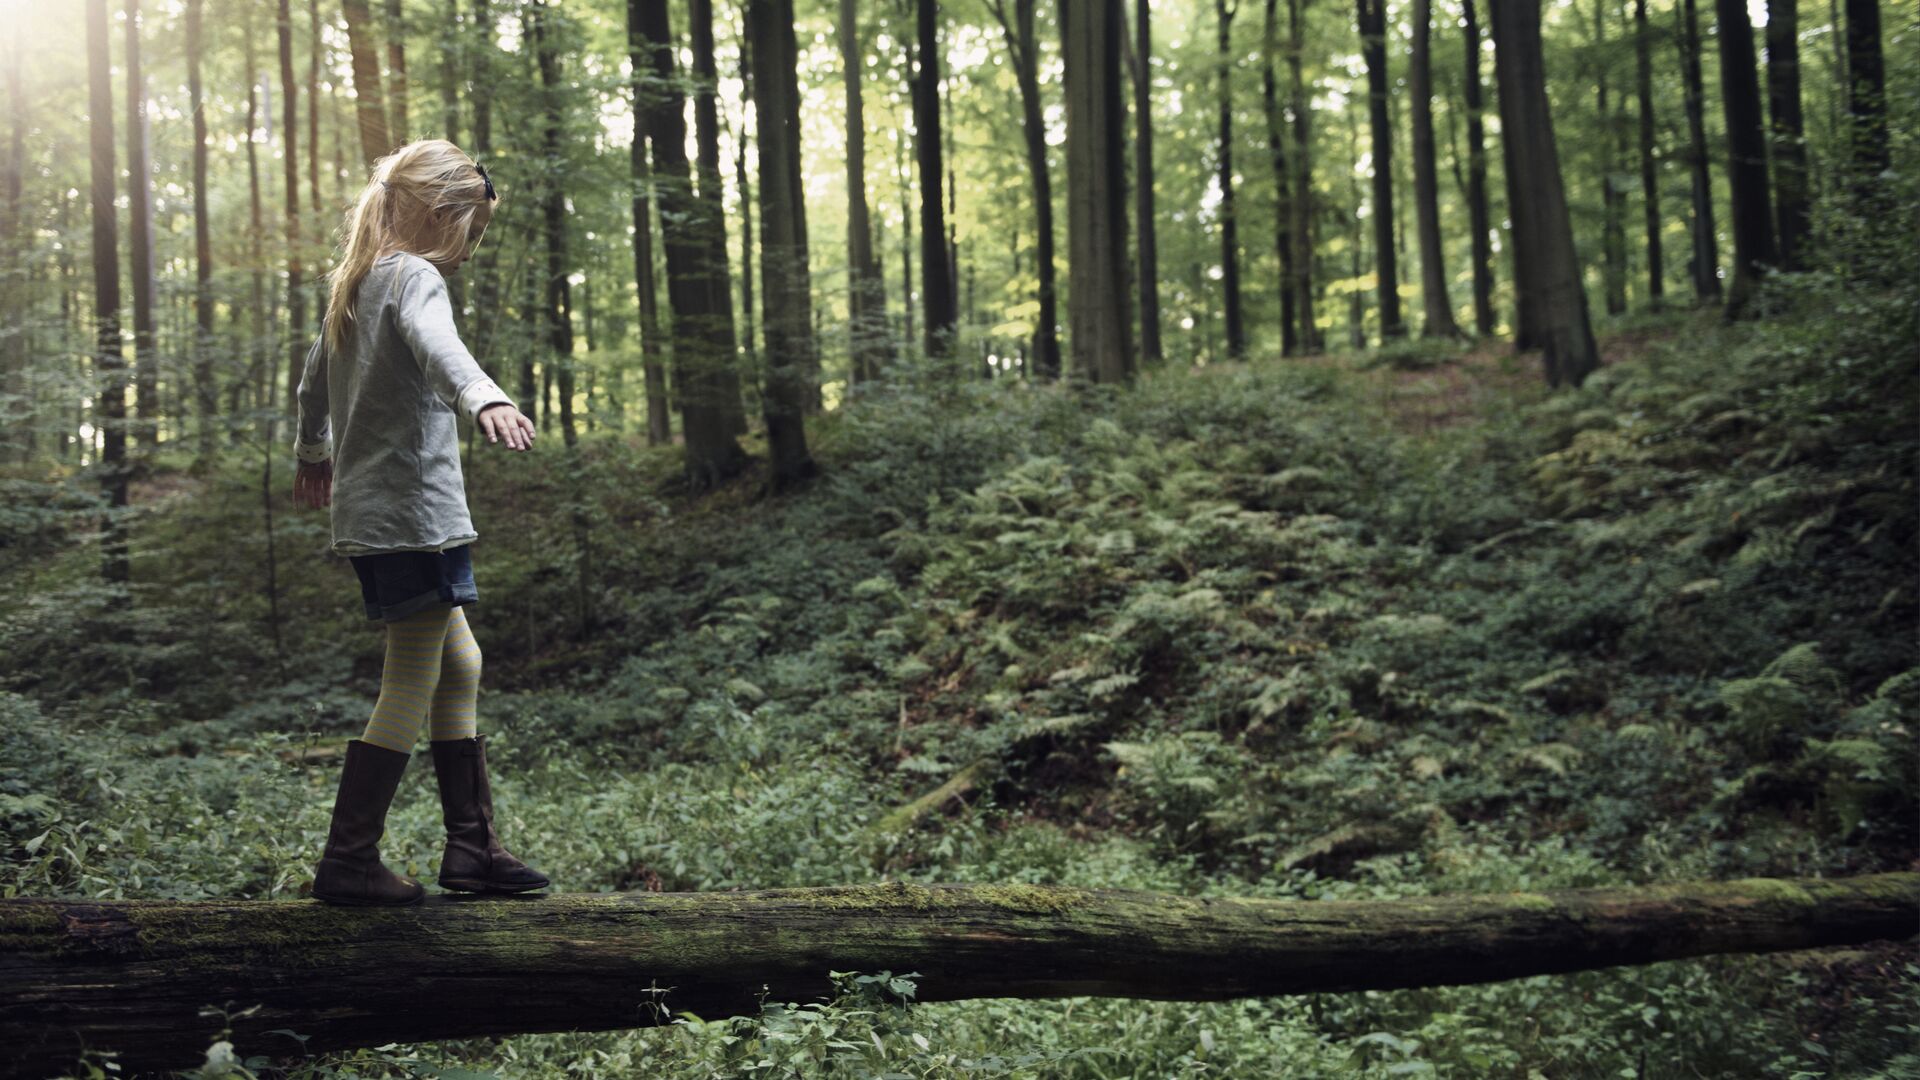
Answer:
[{"left": 2, "top": 874, "right": 1915, "bottom": 1075}]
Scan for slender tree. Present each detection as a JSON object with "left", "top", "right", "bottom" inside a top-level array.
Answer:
[
  {"left": 1678, "top": 0, "right": 1721, "bottom": 301},
  {"left": 87, "top": 0, "right": 129, "bottom": 588},
  {"left": 1215, "top": 0, "right": 1245, "bottom": 359},
  {"left": 528, "top": 2, "right": 575, "bottom": 447},
  {"left": 1633, "top": 0, "right": 1663, "bottom": 305},
  {"left": 310, "top": 0, "right": 324, "bottom": 217},
  {"left": 386, "top": 0, "right": 410, "bottom": 144},
  {"left": 1262, "top": 0, "right": 1297, "bottom": 353},
  {"left": 841, "top": 0, "right": 890, "bottom": 384},
  {"left": 468, "top": 0, "right": 502, "bottom": 379},
  {"left": 626, "top": 0, "right": 670, "bottom": 445},
  {"left": 1764, "top": 0, "right": 1807, "bottom": 270},
  {"left": 1356, "top": 0, "right": 1404, "bottom": 341},
  {"left": 1410, "top": 0, "right": 1460, "bottom": 336},
  {"left": 747, "top": 0, "right": 819, "bottom": 489},
  {"left": 243, "top": 13, "right": 269, "bottom": 432},
  {"left": 1715, "top": 0, "right": 1777, "bottom": 318},
  {"left": 638, "top": 0, "right": 746, "bottom": 490},
  {"left": 1134, "top": 0, "right": 1164, "bottom": 365},
  {"left": 124, "top": 0, "right": 159, "bottom": 452},
  {"left": 1287, "top": 0, "right": 1319, "bottom": 351},
  {"left": 1490, "top": 0, "right": 1599, "bottom": 385},
  {"left": 735, "top": 34, "right": 757, "bottom": 379},
  {"left": 188, "top": 0, "right": 218, "bottom": 468},
  {"left": 1462, "top": 0, "right": 1495, "bottom": 334},
  {"left": 988, "top": 0, "right": 1062, "bottom": 379},
  {"left": 1062, "top": 0, "right": 1133, "bottom": 383},
  {"left": 1596, "top": 0, "right": 1627, "bottom": 315},
  {"left": 343, "top": 0, "right": 393, "bottom": 165},
  {"left": 2, "top": 30, "right": 23, "bottom": 462},
  {"left": 690, "top": 0, "right": 752, "bottom": 429},
  {"left": 278, "top": 0, "right": 306, "bottom": 416},
  {"left": 914, "top": 0, "right": 956, "bottom": 359},
  {"left": 1844, "top": 0, "right": 1886, "bottom": 184}
]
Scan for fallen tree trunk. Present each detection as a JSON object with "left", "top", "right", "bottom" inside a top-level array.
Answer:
[{"left": 3, "top": 874, "right": 1914, "bottom": 1075}]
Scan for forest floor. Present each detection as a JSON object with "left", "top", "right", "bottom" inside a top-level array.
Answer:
[{"left": 3, "top": 291, "right": 1916, "bottom": 1078}]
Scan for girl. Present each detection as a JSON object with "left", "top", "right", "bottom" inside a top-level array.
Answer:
[{"left": 292, "top": 139, "right": 549, "bottom": 906}]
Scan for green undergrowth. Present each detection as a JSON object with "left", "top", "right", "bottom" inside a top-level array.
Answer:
[{"left": 6, "top": 265, "right": 1918, "bottom": 1078}]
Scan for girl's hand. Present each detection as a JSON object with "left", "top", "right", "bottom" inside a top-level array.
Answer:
[
  {"left": 293, "top": 459, "right": 333, "bottom": 509},
  {"left": 478, "top": 403, "right": 536, "bottom": 451}
]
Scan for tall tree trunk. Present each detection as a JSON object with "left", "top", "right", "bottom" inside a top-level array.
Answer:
[
  {"left": 1843, "top": 0, "right": 1886, "bottom": 186},
  {"left": 1261, "top": 0, "right": 1297, "bottom": 354},
  {"left": 736, "top": 42, "right": 757, "bottom": 380},
  {"left": 1062, "top": 0, "right": 1133, "bottom": 384},
  {"left": 124, "top": 0, "right": 159, "bottom": 454},
  {"left": 989, "top": 0, "right": 1062, "bottom": 381},
  {"left": 1596, "top": 0, "right": 1627, "bottom": 315},
  {"left": 1715, "top": 0, "right": 1777, "bottom": 319},
  {"left": 438, "top": 0, "right": 461, "bottom": 142},
  {"left": 468, "top": 0, "right": 500, "bottom": 379},
  {"left": 841, "top": 0, "right": 889, "bottom": 384},
  {"left": 309, "top": 0, "right": 323, "bottom": 217},
  {"left": 1764, "top": 0, "right": 1807, "bottom": 270},
  {"left": 1678, "top": 0, "right": 1721, "bottom": 301},
  {"left": 896, "top": 125, "right": 913, "bottom": 347},
  {"left": 914, "top": 0, "right": 956, "bottom": 360},
  {"left": 638, "top": 0, "right": 746, "bottom": 491},
  {"left": 529, "top": 2, "right": 575, "bottom": 448},
  {"left": 748, "top": 0, "right": 819, "bottom": 490},
  {"left": 386, "top": 0, "right": 410, "bottom": 144},
  {"left": 342, "top": 1, "right": 393, "bottom": 165},
  {"left": 1215, "top": 0, "right": 1245, "bottom": 359},
  {"left": 1134, "top": 0, "right": 1164, "bottom": 365},
  {"left": 1346, "top": 97, "right": 1369, "bottom": 348},
  {"left": 87, "top": 0, "right": 129, "bottom": 589},
  {"left": 188, "top": 0, "right": 217, "bottom": 469},
  {"left": 3, "top": 30, "right": 24, "bottom": 463},
  {"left": 1462, "top": 0, "right": 1495, "bottom": 335},
  {"left": 1633, "top": 0, "right": 1663, "bottom": 305},
  {"left": 1410, "top": 0, "right": 1460, "bottom": 336},
  {"left": 244, "top": 19, "right": 269, "bottom": 442},
  {"left": 626, "top": 0, "right": 671, "bottom": 446},
  {"left": 1490, "top": 0, "right": 1599, "bottom": 386},
  {"left": 1356, "top": 0, "right": 1403, "bottom": 342},
  {"left": 690, "top": 0, "right": 751, "bottom": 433},
  {"left": 278, "top": 0, "right": 306, "bottom": 419},
  {"left": 1287, "top": 0, "right": 1318, "bottom": 352}
]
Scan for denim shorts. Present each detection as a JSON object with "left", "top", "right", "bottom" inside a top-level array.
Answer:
[{"left": 349, "top": 542, "right": 478, "bottom": 622}]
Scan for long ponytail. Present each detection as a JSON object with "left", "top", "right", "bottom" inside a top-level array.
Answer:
[{"left": 324, "top": 140, "right": 494, "bottom": 354}]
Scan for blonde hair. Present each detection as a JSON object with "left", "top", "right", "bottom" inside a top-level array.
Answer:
[{"left": 324, "top": 139, "right": 495, "bottom": 354}]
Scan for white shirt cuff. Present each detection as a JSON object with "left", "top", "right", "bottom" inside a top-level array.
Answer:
[
  {"left": 456, "top": 376, "right": 516, "bottom": 425},
  {"left": 295, "top": 439, "right": 332, "bottom": 463}
]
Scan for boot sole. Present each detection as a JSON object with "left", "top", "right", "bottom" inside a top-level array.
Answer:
[{"left": 439, "top": 877, "right": 551, "bottom": 894}]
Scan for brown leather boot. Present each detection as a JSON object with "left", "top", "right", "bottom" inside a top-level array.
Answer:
[
  {"left": 429, "top": 734, "right": 550, "bottom": 893},
  {"left": 312, "top": 739, "right": 427, "bottom": 906}
]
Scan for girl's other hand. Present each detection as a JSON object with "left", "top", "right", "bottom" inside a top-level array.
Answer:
[
  {"left": 478, "top": 403, "right": 536, "bottom": 451},
  {"left": 293, "top": 459, "right": 333, "bottom": 509}
]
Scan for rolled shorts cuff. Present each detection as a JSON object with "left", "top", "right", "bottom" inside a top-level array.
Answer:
[{"left": 350, "top": 543, "right": 479, "bottom": 623}]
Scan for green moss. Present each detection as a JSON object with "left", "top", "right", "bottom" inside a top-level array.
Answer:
[{"left": 1502, "top": 892, "right": 1559, "bottom": 914}]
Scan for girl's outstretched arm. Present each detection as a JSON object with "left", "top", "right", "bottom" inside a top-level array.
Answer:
[{"left": 395, "top": 263, "right": 519, "bottom": 428}]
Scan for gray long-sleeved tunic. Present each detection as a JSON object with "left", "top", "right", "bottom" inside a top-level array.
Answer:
[{"left": 293, "top": 252, "right": 514, "bottom": 556}]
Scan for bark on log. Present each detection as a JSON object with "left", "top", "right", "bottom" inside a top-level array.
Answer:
[{"left": 2, "top": 874, "right": 1914, "bottom": 1076}]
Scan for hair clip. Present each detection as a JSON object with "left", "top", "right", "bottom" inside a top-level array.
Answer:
[{"left": 475, "top": 163, "right": 497, "bottom": 202}]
